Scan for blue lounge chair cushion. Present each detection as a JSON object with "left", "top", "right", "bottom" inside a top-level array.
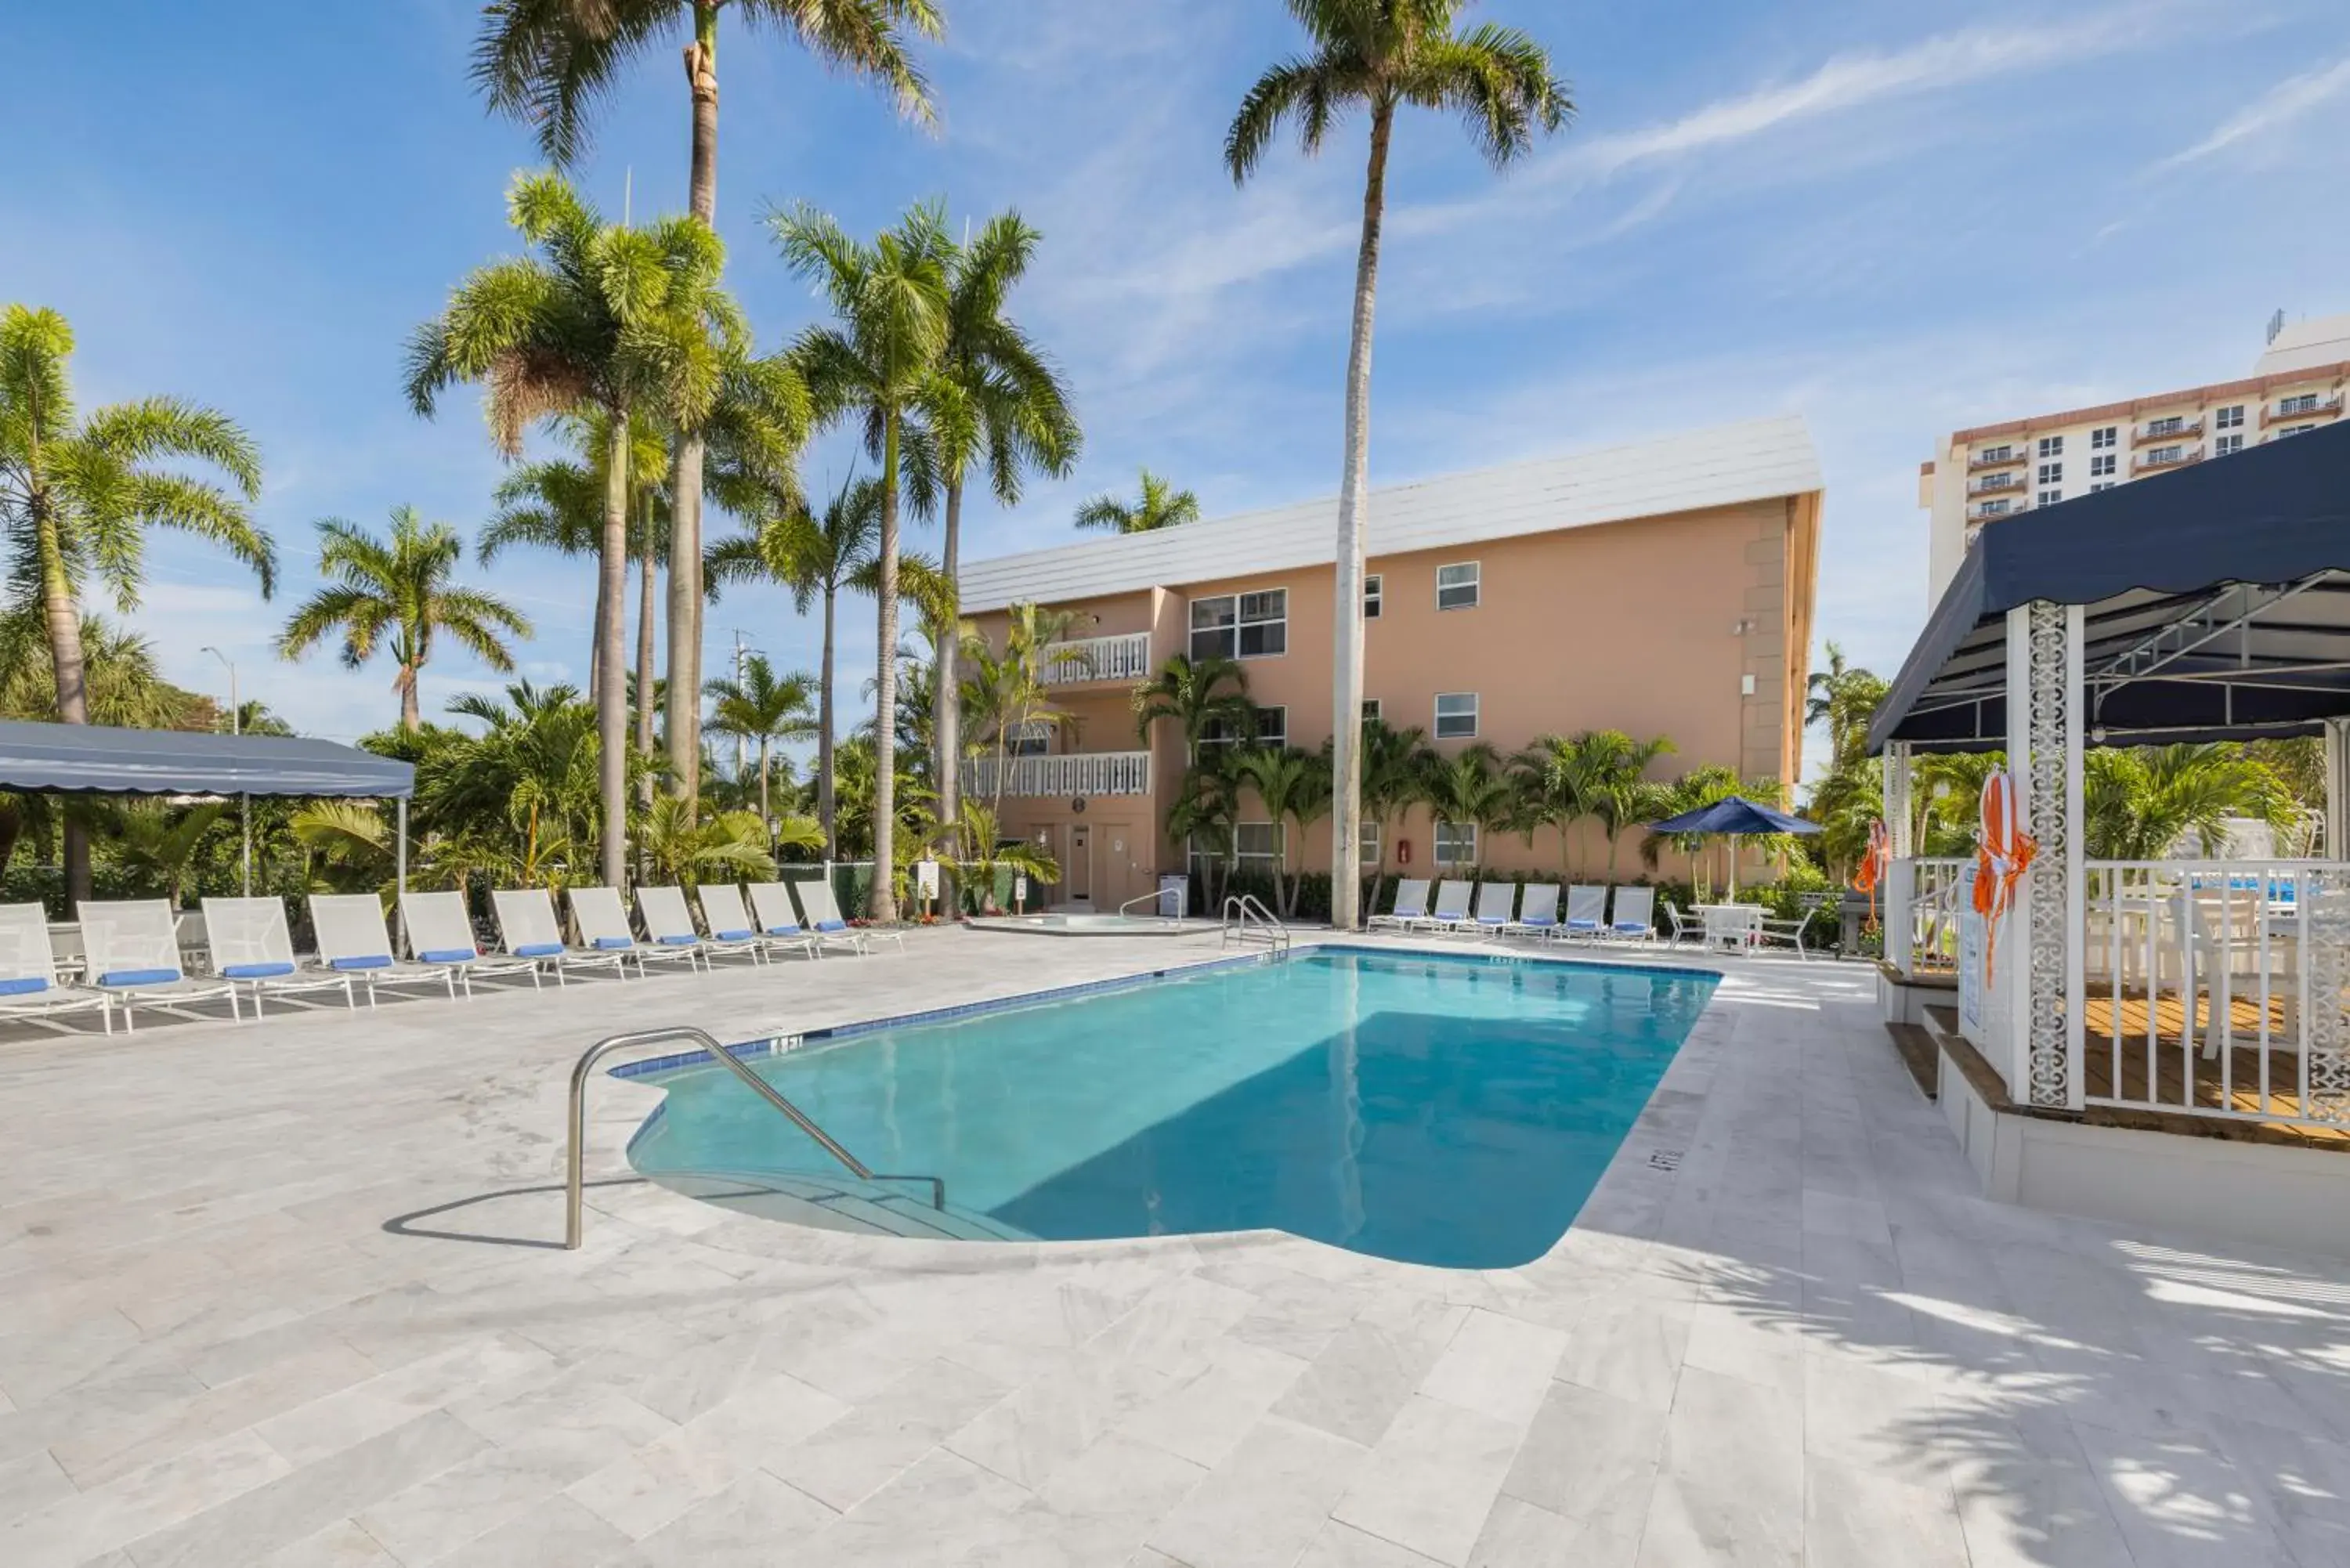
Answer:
[
  {"left": 656, "top": 934, "right": 698, "bottom": 946},
  {"left": 102, "top": 968, "right": 180, "bottom": 986},
  {"left": 421, "top": 948, "right": 475, "bottom": 963},
  {"left": 715, "top": 929, "right": 754, "bottom": 941},
  {"left": 1477, "top": 915, "right": 1508, "bottom": 924},
  {"left": 1520, "top": 916, "right": 1556, "bottom": 927},
  {"left": 592, "top": 937, "right": 634, "bottom": 950},
  {"left": 1612, "top": 921, "right": 1648, "bottom": 934},
  {"left": 0, "top": 977, "right": 49, "bottom": 995},
  {"left": 331, "top": 956, "right": 392, "bottom": 970},
  {"left": 1566, "top": 919, "right": 1600, "bottom": 930},
  {"left": 515, "top": 942, "right": 562, "bottom": 958},
  {"left": 223, "top": 962, "right": 296, "bottom": 979},
  {"left": 765, "top": 923, "right": 803, "bottom": 936},
  {"left": 817, "top": 919, "right": 848, "bottom": 933}
]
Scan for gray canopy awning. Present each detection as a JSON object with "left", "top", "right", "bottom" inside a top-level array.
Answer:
[{"left": 0, "top": 720, "right": 414, "bottom": 798}]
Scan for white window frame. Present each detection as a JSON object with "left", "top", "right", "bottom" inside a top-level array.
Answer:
[
  {"left": 2144, "top": 415, "right": 2183, "bottom": 437},
  {"left": 1361, "top": 698, "right": 1382, "bottom": 724},
  {"left": 1434, "top": 692, "right": 1479, "bottom": 740},
  {"left": 1200, "top": 703, "right": 1286, "bottom": 753},
  {"left": 2215, "top": 405, "right": 2244, "bottom": 430},
  {"left": 1359, "top": 821, "right": 1381, "bottom": 868},
  {"left": 1433, "top": 821, "right": 1477, "bottom": 868},
  {"left": 2091, "top": 426, "right": 2117, "bottom": 450},
  {"left": 2149, "top": 444, "right": 2185, "bottom": 464},
  {"left": 1362, "top": 574, "right": 1383, "bottom": 620},
  {"left": 2038, "top": 489, "right": 2062, "bottom": 508},
  {"left": 2037, "top": 462, "right": 2062, "bottom": 485},
  {"left": 1007, "top": 718, "right": 1054, "bottom": 757},
  {"left": 2089, "top": 482, "right": 2116, "bottom": 493},
  {"left": 2089, "top": 453, "right": 2116, "bottom": 477},
  {"left": 1188, "top": 587, "right": 1289, "bottom": 661},
  {"left": 2215, "top": 433, "right": 2244, "bottom": 456},
  {"left": 2280, "top": 393, "right": 2320, "bottom": 416},
  {"left": 1233, "top": 821, "right": 1282, "bottom": 868},
  {"left": 2038, "top": 435, "right": 2064, "bottom": 458},
  {"left": 1436, "top": 562, "right": 1481, "bottom": 612}
]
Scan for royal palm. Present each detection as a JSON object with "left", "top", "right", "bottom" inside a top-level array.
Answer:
[
  {"left": 1227, "top": 1, "right": 1570, "bottom": 928},
  {"left": 0, "top": 305, "right": 275, "bottom": 906},
  {"left": 1074, "top": 468, "right": 1198, "bottom": 534},
  {"left": 278, "top": 505, "right": 532, "bottom": 732},
  {"left": 703, "top": 653, "right": 815, "bottom": 826}
]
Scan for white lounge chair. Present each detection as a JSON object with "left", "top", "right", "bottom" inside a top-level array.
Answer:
[
  {"left": 309, "top": 894, "right": 465, "bottom": 1003},
  {"left": 1508, "top": 883, "right": 1562, "bottom": 940},
  {"left": 1661, "top": 899, "right": 1701, "bottom": 948},
  {"left": 1470, "top": 881, "right": 1517, "bottom": 936},
  {"left": 569, "top": 886, "right": 689, "bottom": 976},
  {"left": 1367, "top": 877, "right": 1431, "bottom": 932},
  {"left": 491, "top": 887, "right": 632, "bottom": 983},
  {"left": 0, "top": 904, "right": 113, "bottom": 1032},
  {"left": 78, "top": 900, "right": 241, "bottom": 1030},
  {"left": 202, "top": 897, "right": 357, "bottom": 1016},
  {"left": 794, "top": 878, "right": 902, "bottom": 954},
  {"left": 1608, "top": 886, "right": 1657, "bottom": 943},
  {"left": 1425, "top": 879, "right": 1475, "bottom": 935},
  {"left": 746, "top": 882, "right": 826, "bottom": 959},
  {"left": 1562, "top": 884, "right": 1607, "bottom": 940},
  {"left": 638, "top": 885, "right": 739, "bottom": 969},
  {"left": 694, "top": 883, "right": 782, "bottom": 965},
  {"left": 398, "top": 890, "right": 541, "bottom": 990}
]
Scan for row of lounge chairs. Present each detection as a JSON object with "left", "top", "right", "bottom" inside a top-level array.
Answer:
[
  {"left": 0, "top": 878, "right": 894, "bottom": 1034},
  {"left": 1366, "top": 878, "right": 1659, "bottom": 942}
]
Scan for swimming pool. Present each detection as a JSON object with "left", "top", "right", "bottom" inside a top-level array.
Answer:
[{"left": 627, "top": 947, "right": 1717, "bottom": 1269}]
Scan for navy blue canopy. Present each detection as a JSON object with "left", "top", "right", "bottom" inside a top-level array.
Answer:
[
  {"left": 1869, "top": 418, "right": 2350, "bottom": 753},
  {"left": 0, "top": 720, "right": 413, "bottom": 798},
  {"left": 1649, "top": 796, "right": 1821, "bottom": 836}
]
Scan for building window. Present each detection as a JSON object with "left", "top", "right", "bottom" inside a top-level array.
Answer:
[
  {"left": 1251, "top": 705, "right": 1286, "bottom": 748},
  {"left": 2149, "top": 444, "right": 2186, "bottom": 464},
  {"left": 1435, "top": 562, "right": 1480, "bottom": 611},
  {"left": 1233, "top": 822, "right": 1282, "bottom": 869},
  {"left": 2215, "top": 433, "right": 2244, "bottom": 456},
  {"left": 2038, "top": 435, "right": 2064, "bottom": 458},
  {"left": 1434, "top": 692, "right": 1479, "bottom": 739},
  {"left": 1978, "top": 444, "right": 2016, "bottom": 464},
  {"left": 2089, "top": 482, "right": 2116, "bottom": 493},
  {"left": 1008, "top": 719, "right": 1053, "bottom": 757},
  {"left": 2037, "top": 462, "right": 2062, "bottom": 486},
  {"left": 2215, "top": 404, "right": 2244, "bottom": 429},
  {"left": 2280, "top": 393, "right": 2321, "bottom": 416},
  {"left": 2091, "top": 426, "right": 2117, "bottom": 450},
  {"left": 2279, "top": 424, "right": 2318, "bottom": 438},
  {"left": 2089, "top": 453, "right": 2116, "bottom": 477},
  {"left": 1361, "top": 698, "right": 1381, "bottom": 724},
  {"left": 1202, "top": 703, "right": 1285, "bottom": 752},
  {"left": 1434, "top": 822, "right": 1477, "bottom": 868},
  {"left": 1359, "top": 821, "right": 1381, "bottom": 868},
  {"left": 1361, "top": 574, "right": 1382, "bottom": 620},
  {"left": 1974, "top": 498, "right": 2012, "bottom": 518},
  {"left": 2038, "top": 489, "right": 2062, "bottom": 507},
  {"left": 1189, "top": 589, "right": 1287, "bottom": 660},
  {"left": 2144, "top": 415, "right": 2184, "bottom": 438}
]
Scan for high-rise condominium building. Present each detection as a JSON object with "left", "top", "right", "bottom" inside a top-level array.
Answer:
[{"left": 1920, "top": 313, "right": 2350, "bottom": 601}]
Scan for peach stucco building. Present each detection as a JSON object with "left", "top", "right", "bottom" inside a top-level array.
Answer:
[{"left": 956, "top": 416, "right": 1825, "bottom": 913}]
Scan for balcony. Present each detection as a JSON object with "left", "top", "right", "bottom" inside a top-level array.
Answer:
[
  {"left": 2133, "top": 446, "right": 2204, "bottom": 475},
  {"left": 1037, "top": 630, "right": 1153, "bottom": 688},
  {"left": 1968, "top": 471, "right": 2023, "bottom": 496},
  {"left": 1967, "top": 447, "right": 2025, "bottom": 471},
  {"left": 961, "top": 750, "right": 1152, "bottom": 799},
  {"left": 2133, "top": 417, "right": 2200, "bottom": 446},
  {"left": 2264, "top": 395, "right": 2343, "bottom": 428},
  {"left": 1970, "top": 498, "right": 2028, "bottom": 522}
]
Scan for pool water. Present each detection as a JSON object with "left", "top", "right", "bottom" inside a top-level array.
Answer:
[{"left": 627, "top": 948, "right": 1717, "bottom": 1269}]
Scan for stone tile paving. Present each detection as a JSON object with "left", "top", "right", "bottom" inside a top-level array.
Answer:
[{"left": 1, "top": 930, "right": 2346, "bottom": 1565}]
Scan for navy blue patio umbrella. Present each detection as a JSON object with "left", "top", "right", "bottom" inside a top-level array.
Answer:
[{"left": 1647, "top": 796, "right": 1821, "bottom": 901}]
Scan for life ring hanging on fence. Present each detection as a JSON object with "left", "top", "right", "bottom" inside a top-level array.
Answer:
[
  {"left": 1853, "top": 818, "right": 1889, "bottom": 927},
  {"left": 1972, "top": 771, "right": 2037, "bottom": 987}
]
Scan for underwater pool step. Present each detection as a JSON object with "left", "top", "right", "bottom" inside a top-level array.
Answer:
[{"left": 651, "top": 1168, "right": 1034, "bottom": 1243}]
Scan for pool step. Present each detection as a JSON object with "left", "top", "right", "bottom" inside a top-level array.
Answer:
[{"left": 650, "top": 1168, "right": 1032, "bottom": 1243}]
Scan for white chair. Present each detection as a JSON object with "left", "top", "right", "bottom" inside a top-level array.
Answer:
[
  {"left": 688, "top": 883, "right": 772, "bottom": 966},
  {"left": 1470, "top": 882, "right": 1517, "bottom": 937},
  {"left": 202, "top": 898, "right": 356, "bottom": 1015},
  {"left": 173, "top": 909, "right": 209, "bottom": 974},
  {"left": 0, "top": 903, "right": 112, "bottom": 1032},
  {"left": 78, "top": 900, "right": 241, "bottom": 1031},
  {"left": 398, "top": 890, "right": 541, "bottom": 990},
  {"left": 743, "top": 883, "right": 823, "bottom": 960},
  {"left": 635, "top": 885, "right": 730, "bottom": 970},
  {"left": 794, "top": 878, "right": 902, "bottom": 954},
  {"left": 569, "top": 886, "right": 689, "bottom": 976},
  {"left": 1609, "top": 887, "right": 1657, "bottom": 943},
  {"left": 48, "top": 921, "right": 85, "bottom": 983},
  {"left": 1367, "top": 877, "right": 1431, "bottom": 932},
  {"left": 1661, "top": 899, "right": 1701, "bottom": 948},
  {"left": 491, "top": 887, "right": 632, "bottom": 983},
  {"left": 1562, "top": 884, "right": 1607, "bottom": 939},
  {"left": 1507, "top": 883, "right": 1561, "bottom": 940},
  {"left": 309, "top": 894, "right": 464, "bottom": 1003},
  {"left": 1425, "top": 879, "right": 1475, "bottom": 935}
]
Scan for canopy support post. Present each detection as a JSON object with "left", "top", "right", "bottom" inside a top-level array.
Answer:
[
  {"left": 1883, "top": 742, "right": 1914, "bottom": 976},
  {"left": 2326, "top": 718, "right": 2350, "bottom": 858},
  {"left": 2001, "top": 601, "right": 2083, "bottom": 1112},
  {"left": 396, "top": 797, "right": 408, "bottom": 897}
]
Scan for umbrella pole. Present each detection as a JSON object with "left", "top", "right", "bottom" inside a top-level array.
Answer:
[{"left": 1727, "top": 833, "right": 1738, "bottom": 903}]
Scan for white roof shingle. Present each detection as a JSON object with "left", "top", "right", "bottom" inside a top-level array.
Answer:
[{"left": 958, "top": 414, "right": 1821, "bottom": 613}]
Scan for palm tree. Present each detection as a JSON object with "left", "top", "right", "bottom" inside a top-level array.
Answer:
[
  {"left": 1230, "top": 745, "right": 1332, "bottom": 919},
  {"left": 953, "top": 800, "right": 1058, "bottom": 914},
  {"left": 472, "top": 0, "right": 938, "bottom": 810},
  {"left": 927, "top": 211, "right": 1082, "bottom": 855},
  {"left": 109, "top": 803, "right": 227, "bottom": 909},
  {"left": 1422, "top": 742, "right": 1514, "bottom": 877},
  {"left": 1166, "top": 764, "right": 1239, "bottom": 913},
  {"left": 1227, "top": 3, "right": 1571, "bottom": 930},
  {"left": 278, "top": 506, "right": 532, "bottom": 732},
  {"left": 0, "top": 305, "right": 275, "bottom": 906},
  {"left": 703, "top": 653, "right": 815, "bottom": 825},
  {"left": 769, "top": 201, "right": 956, "bottom": 921},
  {"left": 1356, "top": 716, "right": 1431, "bottom": 909},
  {"left": 961, "top": 602, "right": 1086, "bottom": 817},
  {"left": 0, "top": 612, "right": 196, "bottom": 730},
  {"left": 707, "top": 474, "right": 880, "bottom": 857},
  {"left": 2083, "top": 744, "right": 2294, "bottom": 860},
  {"left": 1074, "top": 468, "right": 1198, "bottom": 534},
  {"left": 1132, "top": 653, "right": 1253, "bottom": 773},
  {"left": 407, "top": 172, "right": 740, "bottom": 886},
  {"left": 426, "top": 681, "right": 602, "bottom": 880},
  {"left": 1514, "top": 728, "right": 1677, "bottom": 879}
]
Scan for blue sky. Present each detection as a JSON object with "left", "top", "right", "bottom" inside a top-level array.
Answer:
[{"left": 4, "top": 0, "right": 2347, "bottom": 779}]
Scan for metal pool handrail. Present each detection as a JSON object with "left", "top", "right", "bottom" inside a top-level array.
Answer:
[
  {"left": 565, "top": 1024, "right": 945, "bottom": 1249},
  {"left": 1222, "top": 893, "right": 1290, "bottom": 952},
  {"left": 1115, "top": 889, "right": 1177, "bottom": 920}
]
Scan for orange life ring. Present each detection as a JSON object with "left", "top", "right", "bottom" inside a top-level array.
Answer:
[{"left": 1972, "top": 771, "right": 2037, "bottom": 986}]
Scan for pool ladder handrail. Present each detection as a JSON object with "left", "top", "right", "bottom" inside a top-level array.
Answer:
[
  {"left": 1221, "top": 893, "right": 1290, "bottom": 952},
  {"left": 1115, "top": 889, "right": 1179, "bottom": 922},
  {"left": 566, "top": 1024, "right": 945, "bottom": 1250}
]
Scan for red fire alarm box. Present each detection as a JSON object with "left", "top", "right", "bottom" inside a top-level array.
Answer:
[{"left": 1397, "top": 838, "right": 1412, "bottom": 865}]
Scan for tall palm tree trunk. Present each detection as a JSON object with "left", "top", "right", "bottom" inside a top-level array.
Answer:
[
  {"left": 400, "top": 667, "right": 422, "bottom": 732},
  {"left": 634, "top": 493, "right": 657, "bottom": 808},
  {"left": 1327, "top": 101, "right": 1393, "bottom": 934},
  {"left": 871, "top": 415, "right": 902, "bottom": 922},
  {"left": 36, "top": 503, "right": 93, "bottom": 909},
  {"left": 664, "top": 2, "right": 721, "bottom": 814},
  {"left": 818, "top": 583, "right": 837, "bottom": 858},
  {"left": 756, "top": 737, "right": 772, "bottom": 825},
  {"left": 935, "top": 476, "right": 964, "bottom": 869},
  {"left": 597, "top": 421, "right": 632, "bottom": 887}
]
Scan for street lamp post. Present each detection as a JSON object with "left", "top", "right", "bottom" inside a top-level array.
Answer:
[{"left": 201, "top": 647, "right": 250, "bottom": 897}]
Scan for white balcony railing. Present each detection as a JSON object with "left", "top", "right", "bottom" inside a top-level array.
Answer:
[
  {"left": 961, "top": 750, "right": 1152, "bottom": 799},
  {"left": 1038, "top": 631, "right": 1152, "bottom": 687}
]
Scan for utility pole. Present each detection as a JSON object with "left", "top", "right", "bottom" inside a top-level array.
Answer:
[
  {"left": 201, "top": 647, "right": 249, "bottom": 898},
  {"left": 729, "top": 630, "right": 750, "bottom": 782}
]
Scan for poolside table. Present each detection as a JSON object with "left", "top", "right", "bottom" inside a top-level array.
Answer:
[{"left": 1696, "top": 904, "right": 1765, "bottom": 952}]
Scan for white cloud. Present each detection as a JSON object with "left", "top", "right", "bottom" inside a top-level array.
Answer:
[{"left": 2154, "top": 55, "right": 2350, "bottom": 168}]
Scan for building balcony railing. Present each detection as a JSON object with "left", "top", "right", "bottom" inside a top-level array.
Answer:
[
  {"left": 2264, "top": 396, "right": 2343, "bottom": 428},
  {"left": 1968, "top": 471, "right": 2024, "bottom": 496},
  {"left": 2133, "top": 446, "right": 2204, "bottom": 475},
  {"left": 1037, "top": 631, "right": 1154, "bottom": 687},
  {"left": 1967, "top": 448, "right": 2025, "bottom": 471},
  {"left": 1969, "top": 500, "right": 2027, "bottom": 522},
  {"left": 961, "top": 750, "right": 1152, "bottom": 799},
  {"left": 2133, "top": 418, "right": 2201, "bottom": 446}
]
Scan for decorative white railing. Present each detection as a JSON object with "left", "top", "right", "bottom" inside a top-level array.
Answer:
[
  {"left": 1911, "top": 858, "right": 1970, "bottom": 971},
  {"left": 1038, "top": 632, "right": 1152, "bottom": 686},
  {"left": 961, "top": 750, "right": 1152, "bottom": 799},
  {"left": 2083, "top": 860, "right": 2350, "bottom": 1129}
]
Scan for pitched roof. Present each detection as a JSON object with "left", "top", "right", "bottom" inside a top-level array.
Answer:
[{"left": 958, "top": 414, "right": 1823, "bottom": 613}]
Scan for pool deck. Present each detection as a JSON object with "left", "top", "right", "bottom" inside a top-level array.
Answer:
[{"left": 3, "top": 930, "right": 2348, "bottom": 1566}]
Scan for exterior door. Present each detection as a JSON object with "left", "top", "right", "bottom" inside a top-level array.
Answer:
[{"left": 1068, "top": 825, "right": 1093, "bottom": 905}]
